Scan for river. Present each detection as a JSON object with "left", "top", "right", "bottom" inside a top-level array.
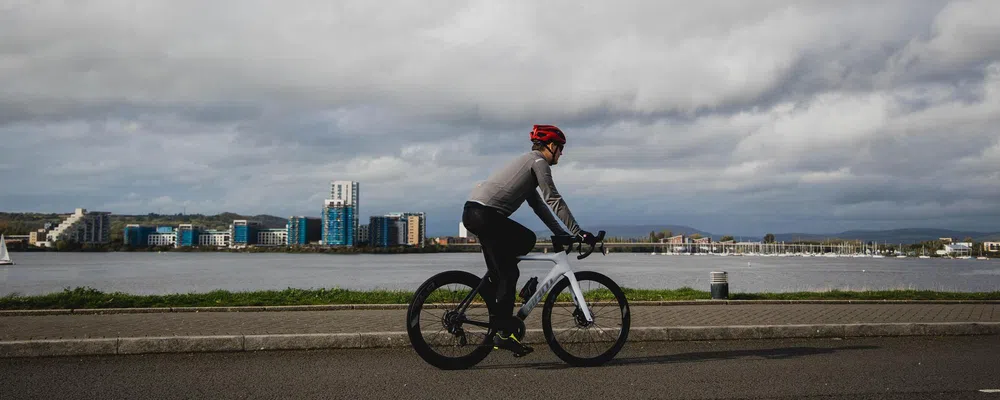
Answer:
[{"left": 1, "top": 252, "right": 998, "bottom": 295}]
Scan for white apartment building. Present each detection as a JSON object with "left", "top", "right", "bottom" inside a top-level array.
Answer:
[
  {"left": 148, "top": 232, "right": 177, "bottom": 247},
  {"left": 258, "top": 228, "right": 288, "bottom": 246},
  {"left": 199, "top": 230, "right": 231, "bottom": 247},
  {"left": 45, "top": 208, "right": 111, "bottom": 245}
]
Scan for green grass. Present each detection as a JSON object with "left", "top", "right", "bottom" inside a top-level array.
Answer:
[{"left": 1, "top": 286, "right": 998, "bottom": 310}]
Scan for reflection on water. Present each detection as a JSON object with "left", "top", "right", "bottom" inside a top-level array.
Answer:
[{"left": 1, "top": 252, "right": 998, "bottom": 295}]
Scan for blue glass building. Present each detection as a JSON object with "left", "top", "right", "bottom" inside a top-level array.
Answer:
[
  {"left": 123, "top": 224, "right": 155, "bottom": 247},
  {"left": 175, "top": 224, "right": 201, "bottom": 247},
  {"left": 230, "top": 220, "right": 260, "bottom": 246},
  {"left": 368, "top": 216, "right": 390, "bottom": 247},
  {"left": 287, "top": 216, "right": 322, "bottom": 245},
  {"left": 323, "top": 202, "right": 355, "bottom": 246}
]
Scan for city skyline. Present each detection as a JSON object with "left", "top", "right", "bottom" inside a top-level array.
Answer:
[{"left": 2, "top": 1, "right": 998, "bottom": 237}]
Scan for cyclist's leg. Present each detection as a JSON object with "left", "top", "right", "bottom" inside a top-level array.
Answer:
[
  {"left": 462, "top": 202, "right": 535, "bottom": 333},
  {"left": 495, "top": 217, "right": 536, "bottom": 320},
  {"left": 485, "top": 217, "right": 536, "bottom": 356},
  {"left": 462, "top": 203, "right": 505, "bottom": 323}
]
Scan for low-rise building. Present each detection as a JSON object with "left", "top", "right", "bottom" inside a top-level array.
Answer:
[
  {"left": 123, "top": 225, "right": 156, "bottom": 247},
  {"left": 199, "top": 230, "right": 231, "bottom": 247},
  {"left": 28, "top": 229, "right": 48, "bottom": 246},
  {"left": 148, "top": 230, "right": 177, "bottom": 247},
  {"left": 231, "top": 220, "right": 261, "bottom": 247},
  {"left": 939, "top": 243, "right": 971, "bottom": 256},
  {"left": 984, "top": 242, "right": 1000, "bottom": 253},
  {"left": 435, "top": 236, "right": 477, "bottom": 245},
  {"left": 258, "top": 228, "right": 288, "bottom": 246},
  {"left": 175, "top": 224, "right": 202, "bottom": 247}
]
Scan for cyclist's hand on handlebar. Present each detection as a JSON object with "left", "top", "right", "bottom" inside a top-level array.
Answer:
[{"left": 577, "top": 230, "right": 597, "bottom": 245}]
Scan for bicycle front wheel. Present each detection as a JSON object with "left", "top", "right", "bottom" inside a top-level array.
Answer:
[
  {"left": 541, "top": 271, "right": 630, "bottom": 367},
  {"left": 406, "top": 270, "right": 495, "bottom": 370}
]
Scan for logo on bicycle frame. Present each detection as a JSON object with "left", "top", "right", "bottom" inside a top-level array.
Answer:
[{"left": 518, "top": 276, "right": 559, "bottom": 319}]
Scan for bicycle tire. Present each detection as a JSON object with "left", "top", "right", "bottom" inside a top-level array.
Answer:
[
  {"left": 406, "top": 270, "right": 496, "bottom": 370},
  {"left": 541, "top": 271, "right": 630, "bottom": 367}
]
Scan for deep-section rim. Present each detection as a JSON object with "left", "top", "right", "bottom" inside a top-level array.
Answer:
[
  {"left": 541, "top": 270, "right": 631, "bottom": 367},
  {"left": 406, "top": 270, "right": 496, "bottom": 370}
]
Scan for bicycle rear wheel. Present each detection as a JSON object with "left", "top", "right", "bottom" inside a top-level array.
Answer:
[
  {"left": 541, "top": 271, "right": 630, "bottom": 367},
  {"left": 406, "top": 270, "right": 496, "bottom": 370}
]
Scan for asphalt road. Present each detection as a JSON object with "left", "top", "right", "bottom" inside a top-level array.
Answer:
[{"left": 4, "top": 336, "right": 1000, "bottom": 399}]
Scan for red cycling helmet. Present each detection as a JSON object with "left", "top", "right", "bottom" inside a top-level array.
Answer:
[{"left": 530, "top": 124, "right": 566, "bottom": 145}]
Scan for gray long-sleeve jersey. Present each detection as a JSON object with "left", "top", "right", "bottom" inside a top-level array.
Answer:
[{"left": 468, "top": 150, "right": 582, "bottom": 236}]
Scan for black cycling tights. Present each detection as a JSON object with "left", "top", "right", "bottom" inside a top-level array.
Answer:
[{"left": 462, "top": 201, "right": 536, "bottom": 333}]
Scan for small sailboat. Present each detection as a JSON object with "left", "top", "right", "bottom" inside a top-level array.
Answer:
[
  {"left": 918, "top": 246, "right": 930, "bottom": 259},
  {"left": 0, "top": 234, "right": 13, "bottom": 265}
]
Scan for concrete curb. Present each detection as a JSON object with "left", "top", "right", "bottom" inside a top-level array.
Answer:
[
  {"left": 4, "top": 299, "right": 1000, "bottom": 316},
  {"left": 2, "top": 322, "right": 998, "bottom": 358}
]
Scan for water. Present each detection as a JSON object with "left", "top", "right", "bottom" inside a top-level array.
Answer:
[{"left": 1, "top": 252, "right": 998, "bottom": 296}]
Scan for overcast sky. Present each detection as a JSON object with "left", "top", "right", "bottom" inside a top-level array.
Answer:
[{"left": 2, "top": 0, "right": 999, "bottom": 237}]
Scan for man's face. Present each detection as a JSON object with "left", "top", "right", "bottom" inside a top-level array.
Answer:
[{"left": 548, "top": 142, "right": 564, "bottom": 165}]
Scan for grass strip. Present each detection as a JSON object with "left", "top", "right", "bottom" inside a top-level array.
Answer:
[{"left": 2, "top": 286, "right": 999, "bottom": 310}]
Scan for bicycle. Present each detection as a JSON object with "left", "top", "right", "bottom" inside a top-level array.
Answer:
[{"left": 406, "top": 230, "right": 630, "bottom": 369}]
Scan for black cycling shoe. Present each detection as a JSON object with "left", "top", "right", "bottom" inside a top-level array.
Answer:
[{"left": 493, "top": 333, "right": 533, "bottom": 357}]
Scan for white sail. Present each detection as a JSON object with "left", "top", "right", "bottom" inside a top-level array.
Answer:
[{"left": 0, "top": 234, "right": 11, "bottom": 264}]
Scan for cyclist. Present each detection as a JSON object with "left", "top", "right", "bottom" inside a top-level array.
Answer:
[{"left": 462, "top": 124, "right": 594, "bottom": 357}]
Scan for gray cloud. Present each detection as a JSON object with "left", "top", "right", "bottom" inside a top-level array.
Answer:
[{"left": 2, "top": 0, "right": 999, "bottom": 236}]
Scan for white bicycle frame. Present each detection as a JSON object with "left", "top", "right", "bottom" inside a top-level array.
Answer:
[{"left": 513, "top": 250, "right": 593, "bottom": 323}]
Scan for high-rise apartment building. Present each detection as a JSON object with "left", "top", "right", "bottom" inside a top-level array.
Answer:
[
  {"left": 368, "top": 216, "right": 389, "bottom": 247},
  {"left": 323, "top": 199, "right": 355, "bottom": 246},
  {"left": 324, "top": 181, "right": 359, "bottom": 246},
  {"left": 402, "top": 212, "right": 426, "bottom": 246}
]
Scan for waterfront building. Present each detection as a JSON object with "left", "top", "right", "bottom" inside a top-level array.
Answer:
[
  {"left": 941, "top": 243, "right": 972, "bottom": 256},
  {"left": 384, "top": 213, "right": 408, "bottom": 246},
  {"left": 357, "top": 224, "right": 369, "bottom": 246},
  {"left": 123, "top": 224, "right": 156, "bottom": 247},
  {"left": 28, "top": 229, "right": 47, "bottom": 246},
  {"left": 198, "top": 230, "right": 231, "bottom": 247},
  {"left": 402, "top": 212, "right": 426, "bottom": 246},
  {"left": 148, "top": 229, "right": 177, "bottom": 247},
  {"left": 985, "top": 242, "right": 1000, "bottom": 254},
  {"left": 175, "top": 224, "right": 202, "bottom": 247},
  {"left": 323, "top": 199, "right": 355, "bottom": 246},
  {"left": 45, "top": 208, "right": 111, "bottom": 245},
  {"left": 366, "top": 212, "right": 425, "bottom": 247},
  {"left": 230, "top": 220, "right": 261, "bottom": 247},
  {"left": 258, "top": 228, "right": 288, "bottom": 246},
  {"left": 325, "top": 181, "right": 360, "bottom": 245},
  {"left": 287, "top": 216, "right": 322, "bottom": 245},
  {"left": 368, "top": 216, "right": 390, "bottom": 247}
]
